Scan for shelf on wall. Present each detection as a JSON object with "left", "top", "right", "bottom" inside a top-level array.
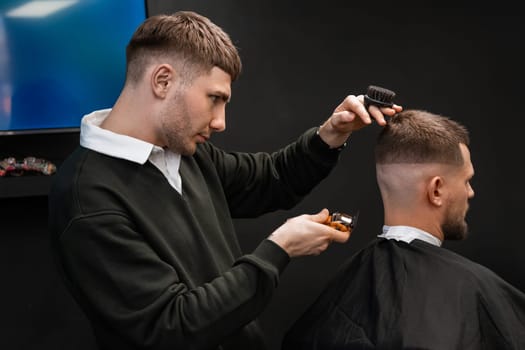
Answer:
[
  {"left": 0, "top": 175, "right": 54, "bottom": 198},
  {"left": 0, "top": 131, "right": 79, "bottom": 198}
]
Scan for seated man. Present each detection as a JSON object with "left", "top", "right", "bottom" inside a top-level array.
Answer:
[{"left": 282, "top": 109, "right": 525, "bottom": 349}]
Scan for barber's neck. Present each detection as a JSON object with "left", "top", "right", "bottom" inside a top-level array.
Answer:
[{"left": 100, "top": 91, "right": 164, "bottom": 147}]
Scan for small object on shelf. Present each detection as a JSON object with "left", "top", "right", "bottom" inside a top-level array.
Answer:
[{"left": 0, "top": 157, "right": 56, "bottom": 177}]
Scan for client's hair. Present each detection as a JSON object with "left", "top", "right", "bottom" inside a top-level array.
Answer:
[{"left": 375, "top": 109, "right": 469, "bottom": 166}]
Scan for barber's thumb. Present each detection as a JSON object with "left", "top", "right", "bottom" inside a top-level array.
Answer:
[{"left": 311, "top": 208, "right": 330, "bottom": 223}]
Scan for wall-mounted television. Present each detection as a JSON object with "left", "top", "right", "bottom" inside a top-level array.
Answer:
[{"left": 0, "top": 0, "right": 148, "bottom": 135}]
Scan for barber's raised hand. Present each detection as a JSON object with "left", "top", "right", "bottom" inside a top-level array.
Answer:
[
  {"left": 268, "top": 209, "right": 351, "bottom": 257},
  {"left": 317, "top": 94, "right": 403, "bottom": 149}
]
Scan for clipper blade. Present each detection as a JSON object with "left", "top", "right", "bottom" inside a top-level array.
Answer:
[{"left": 324, "top": 211, "right": 359, "bottom": 232}]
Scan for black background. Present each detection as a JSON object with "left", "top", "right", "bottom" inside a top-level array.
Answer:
[{"left": 1, "top": 2, "right": 524, "bottom": 349}]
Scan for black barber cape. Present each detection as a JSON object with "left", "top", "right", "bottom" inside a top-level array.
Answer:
[{"left": 282, "top": 238, "right": 525, "bottom": 350}]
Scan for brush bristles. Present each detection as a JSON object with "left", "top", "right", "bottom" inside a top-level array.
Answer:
[
  {"left": 367, "top": 85, "right": 395, "bottom": 101},
  {"left": 365, "top": 85, "right": 396, "bottom": 108}
]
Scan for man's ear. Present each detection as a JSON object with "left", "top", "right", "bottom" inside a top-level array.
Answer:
[
  {"left": 427, "top": 176, "right": 444, "bottom": 207},
  {"left": 151, "top": 64, "right": 174, "bottom": 98}
]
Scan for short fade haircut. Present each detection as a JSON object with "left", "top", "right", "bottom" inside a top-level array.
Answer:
[
  {"left": 375, "top": 109, "right": 470, "bottom": 165},
  {"left": 125, "top": 11, "right": 242, "bottom": 84}
]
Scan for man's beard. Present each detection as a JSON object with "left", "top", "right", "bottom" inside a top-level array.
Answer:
[
  {"left": 162, "top": 92, "right": 195, "bottom": 156},
  {"left": 441, "top": 205, "right": 469, "bottom": 241}
]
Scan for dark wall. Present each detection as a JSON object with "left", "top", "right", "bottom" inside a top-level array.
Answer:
[
  {"left": 1, "top": 2, "right": 524, "bottom": 349},
  {"left": 146, "top": 2, "right": 525, "bottom": 349},
  {"left": 0, "top": 196, "right": 97, "bottom": 350}
]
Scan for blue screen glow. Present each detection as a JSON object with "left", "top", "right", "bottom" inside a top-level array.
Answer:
[{"left": 0, "top": 0, "right": 147, "bottom": 134}]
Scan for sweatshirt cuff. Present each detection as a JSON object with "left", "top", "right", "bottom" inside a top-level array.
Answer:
[
  {"left": 235, "top": 239, "right": 290, "bottom": 278},
  {"left": 306, "top": 127, "right": 346, "bottom": 163}
]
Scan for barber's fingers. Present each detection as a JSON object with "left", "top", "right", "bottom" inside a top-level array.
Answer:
[
  {"left": 269, "top": 209, "right": 351, "bottom": 257},
  {"left": 332, "top": 95, "right": 403, "bottom": 128},
  {"left": 333, "top": 95, "right": 370, "bottom": 124},
  {"left": 328, "top": 226, "right": 352, "bottom": 244},
  {"left": 293, "top": 208, "right": 351, "bottom": 244},
  {"left": 367, "top": 103, "right": 403, "bottom": 125}
]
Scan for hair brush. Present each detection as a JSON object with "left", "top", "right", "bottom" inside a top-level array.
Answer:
[{"left": 364, "top": 85, "right": 396, "bottom": 109}]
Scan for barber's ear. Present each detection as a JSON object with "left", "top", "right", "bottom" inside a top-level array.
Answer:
[
  {"left": 427, "top": 176, "right": 444, "bottom": 207},
  {"left": 151, "top": 64, "right": 174, "bottom": 98}
]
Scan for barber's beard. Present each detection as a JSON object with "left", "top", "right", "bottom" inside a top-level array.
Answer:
[
  {"left": 441, "top": 204, "right": 469, "bottom": 241},
  {"left": 161, "top": 94, "right": 194, "bottom": 156}
]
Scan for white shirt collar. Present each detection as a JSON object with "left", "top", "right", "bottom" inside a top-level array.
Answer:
[
  {"left": 80, "top": 109, "right": 154, "bottom": 164},
  {"left": 378, "top": 225, "right": 442, "bottom": 247},
  {"left": 79, "top": 109, "right": 182, "bottom": 193}
]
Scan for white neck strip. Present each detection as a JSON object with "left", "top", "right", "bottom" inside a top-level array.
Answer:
[{"left": 378, "top": 225, "right": 442, "bottom": 247}]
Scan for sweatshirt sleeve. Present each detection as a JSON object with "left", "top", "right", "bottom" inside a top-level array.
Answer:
[
  {"left": 59, "top": 214, "right": 289, "bottom": 350},
  {"left": 206, "top": 127, "right": 346, "bottom": 217}
]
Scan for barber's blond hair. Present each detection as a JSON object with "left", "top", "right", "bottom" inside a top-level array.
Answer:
[{"left": 125, "top": 11, "right": 242, "bottom": 84}]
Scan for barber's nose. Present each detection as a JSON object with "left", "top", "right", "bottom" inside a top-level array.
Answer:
[
  {"left": 210, "top": 111, "right": 226, "bottom": 132},
  {"left": 468, "top": 183, "right": 475, "bottom": 198}
]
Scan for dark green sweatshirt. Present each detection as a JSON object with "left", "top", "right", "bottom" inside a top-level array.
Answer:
[{"left": 48, "top": 127, "right": 342, "bottom": 350}]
